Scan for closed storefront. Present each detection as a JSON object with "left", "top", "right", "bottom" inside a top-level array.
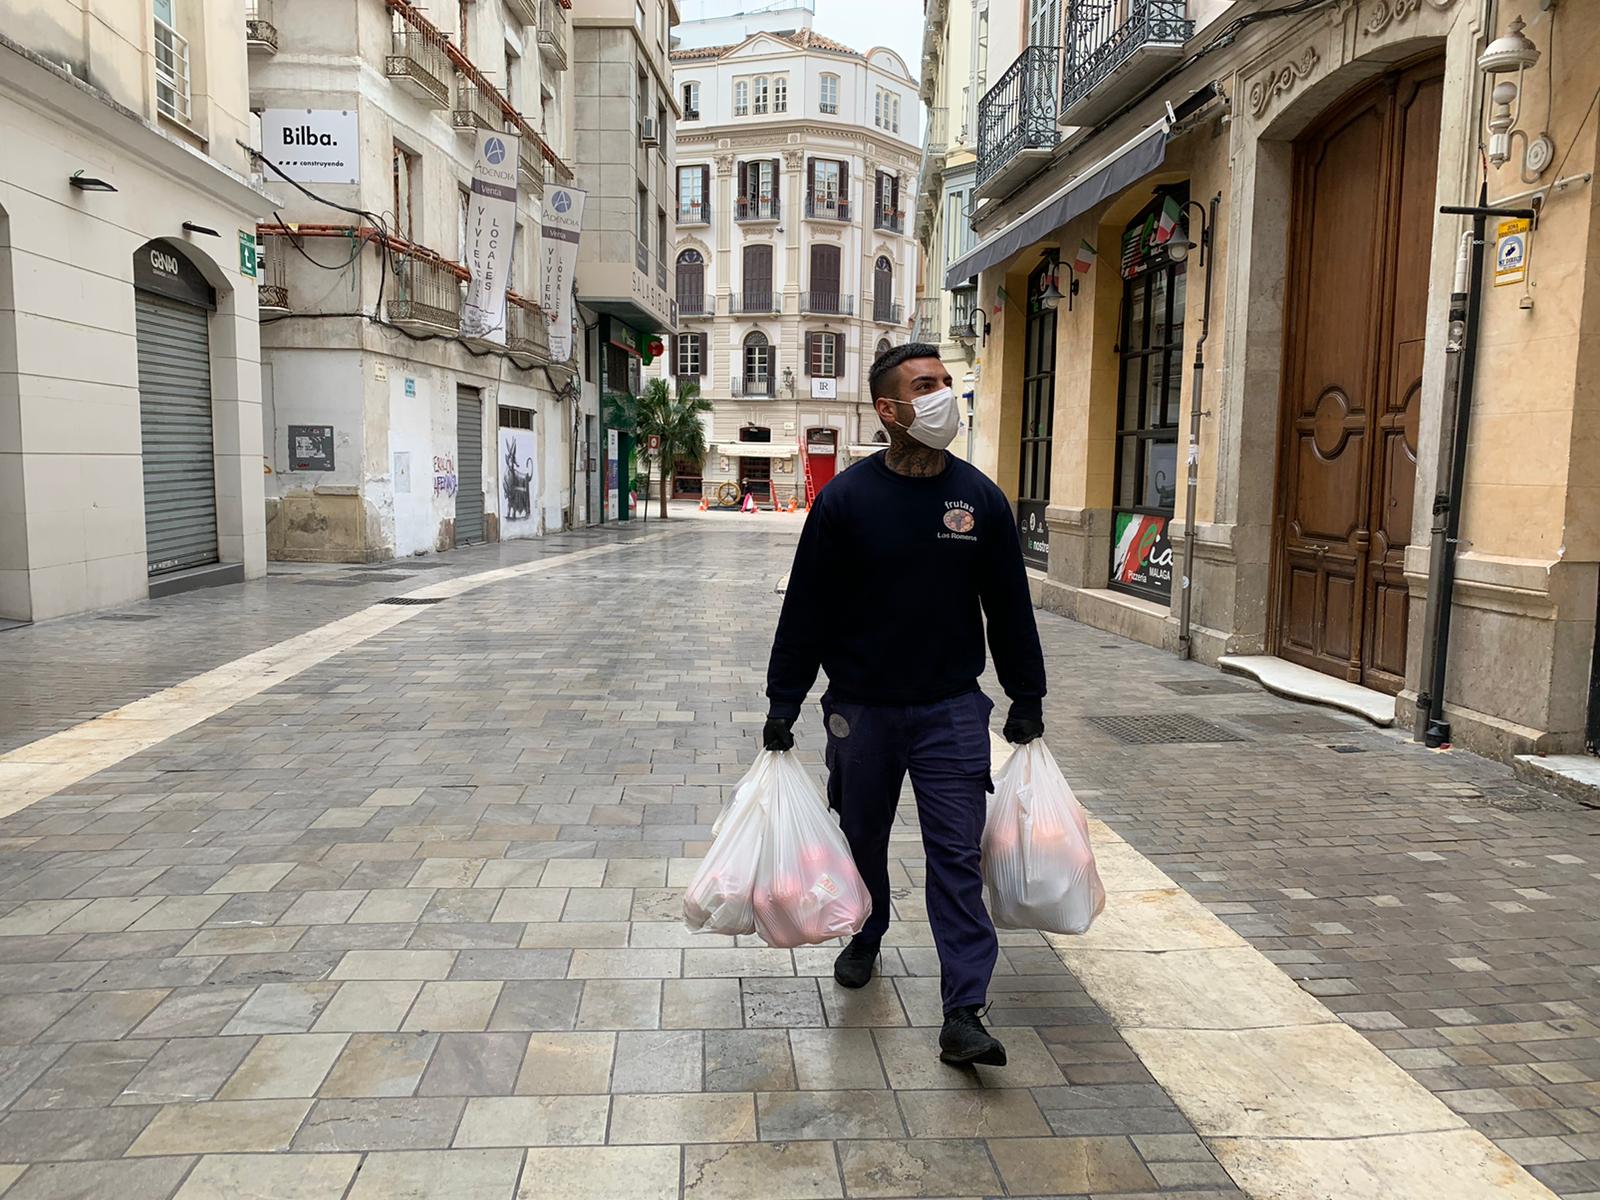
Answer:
[
  {"left": 133, "top": 240, "right": 219, "bottom": 578},
  {"left": 456, "top": 385, "right": 485, "bottom": 545}
]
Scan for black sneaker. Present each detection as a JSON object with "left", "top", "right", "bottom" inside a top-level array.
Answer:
[
  {"left": 939, "top": 1005, "right": 1007, "bottom": 1067},
  {"left": 832, "top": 937, "right": 880, "bottom": 989}
]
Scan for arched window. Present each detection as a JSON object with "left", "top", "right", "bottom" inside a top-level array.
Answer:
[
  {"left": 876, "top": 337, "right": 891, "bottom": 359},
  {"left": 754, "top": 76, "right": 769, "bottom": 115},
  {"left": 873, "top": 256, "right": 894, "bottom": 322},
  {"left": 676, "top": 249, "right": 705, "bottom": 315},
  {"left": 774, "top": 76, "right": 788, "bottom": 113},
  {"left": 743, "top": 331, "right": 772, "bottom": 397},
  {"left": 734, "top": 80, "right": 749, "bottom": 116}
]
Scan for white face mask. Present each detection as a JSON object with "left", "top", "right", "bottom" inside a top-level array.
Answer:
[{"left": 890, "top": 386, "right": 962, "bottom": 450}]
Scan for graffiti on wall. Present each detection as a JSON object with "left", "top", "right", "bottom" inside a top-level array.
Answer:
[
  {"left": 499, "top": 428, "right": 537, "bottom": 529},
  {"left": 433, "top": 455, "right": 458, "bottom": 497}
]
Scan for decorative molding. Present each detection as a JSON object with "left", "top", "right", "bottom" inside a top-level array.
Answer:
[
  {"left": 782, "top": 148, "right": 804, "bottom": 169},
  {"left": 714, "top": 154, "right": 734, "bottom": 175},
  {"left": 1362, "top": 0, "right": 1456, "bottom": 36},
  {"left": 1249, "top": 46, "right": 1321, "bottom": 117}
]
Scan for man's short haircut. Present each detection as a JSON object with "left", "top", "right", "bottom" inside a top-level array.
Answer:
[{"left": 868, "top": 342, "right": 943, "bottom": 401}]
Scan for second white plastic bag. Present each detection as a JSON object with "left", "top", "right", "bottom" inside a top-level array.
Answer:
[
  {"left": 982, "top": 739, "right": 1104, "bottom": 934},
  {"left": 681, "top": 755, "right": 771, "bottom": 936}
]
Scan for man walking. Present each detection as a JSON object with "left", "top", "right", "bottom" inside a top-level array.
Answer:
[{"left": 763, "top": 343, "right": 1046, "bottom": 1067}]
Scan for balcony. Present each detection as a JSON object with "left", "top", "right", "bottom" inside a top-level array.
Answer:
[
  {"left": 677, "top": 199, "right": 711, "bottom": 226},
  {"left": 736, "top": 197, "right": 779, "bottom": 222},
  {"left": 732, "top": 377, "right": 775, "bottom": 398},
  {"left": 925, "top": 105, "right": 949, "bottom": 158},
  {"left": 732, "top": 291, "right": 779, "bottom": 315},
  {"left": 387, "top": 25, "right": 451, "bottom": 108},
  {"left": 950, "top": 286, "right": 979, "bottom": 339},
  {"left": 257, "top": 233, "right": 290, "bottom": 314},
  {"left": 799, "top": 292, "right": 853, "bottom": 316},
  {"left": 519, "top": 138, "right": 542, "bottom": 188},
  {"left": 1061, "top": 1, "right": 1193, "bottom": 127},
  {"left": 874, "top": 208, "right": 905, "bottom": 234},
  {"left": 154, "top": 16, "right": 192, "bottom": 125},
  {"left": 245, "top": 0, "right": 278, "bottom": 53},
  {"left": 505, "top": 0, "right": 539, "bottom": 27},
  {"left": 871, "top": 299, "right": 904, "bottom": 325},
  {"left": 538, "top": 0, "right": 569, "bottom": 71},
  {"left": 976, "top": 44, "right": 1059, "bottom": 199},
  {"left": 911, "top": 296, "right": 940, "bottom": 342},
  {"left": 506, "top": 295, "right": 550, "bottom": 359},
  {"left": 388, "top": 254, "right": 462, "bottom": 334},
  {"left": 453, "top": 77, "right": 500, "bottom": 136},
  {"left": 804, "top": 193, "right": 850, "bottom": 222},
  {"left": 679, "top": 294, "right": 715, "bottom": 317}
]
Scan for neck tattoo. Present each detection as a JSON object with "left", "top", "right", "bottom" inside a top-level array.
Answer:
[{"left": 884, "top": 435, "right": 947, "bottom": 478}]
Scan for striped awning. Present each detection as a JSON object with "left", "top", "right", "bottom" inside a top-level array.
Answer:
[{"left": 716, "top": 442, "right": 795, "bottom": 459}]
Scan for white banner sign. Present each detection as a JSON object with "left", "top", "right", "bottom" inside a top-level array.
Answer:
[
  {"left": 260, "top": 109, "right": 360, "bottom": 184},
  {"left": 461, "top": 130, "right": 520, "bottom": 344},
  {"left": 811, "top": 378, "right": 837, "bottom": 399},
  {"left": 541, "top": 185, "right": 586, "bottom": 362}
]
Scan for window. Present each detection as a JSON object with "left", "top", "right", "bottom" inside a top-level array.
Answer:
[
  {"left": 743, "top": 331, "right": 772, "bottom": 395},
  {"left": 945, "top": 187, "right": 976, "bottom": 262},
  {"left": 874, "top": 89, "right": 901, "bottom": 132},
  {"left": 734, "top": 80, "right": 749, "bottom": 116},
  {"left": 457, "top": 185, "right": 471, "bottom": 263},
  {"left": 499, "top": 406, "right": 533, "bottom": 429},
  {"left": 875, "top": 171, "right": 901, "bottom": 230},
  {"left": 637, "top": 184, "right": 649, "bottom": 270},
  {"left": 674, "top": 332, "right": 704, "bottom": 378},
  {"left": 682, "top": 81, "right": 700, "bottom": 118},
  {"left": 677, "top": 164, "right": 708, "bottom": 222},
  {"left": 808, "top": 243, "right": 841, "bottom": 312},
  {"left": 873, "top": 90, "right": 883, "bottom": 128},
  {"left": 657, "top": 208, "right": 668, "bottom": 286},
  {"left": 873, "top": 256, "right": 894, "bottom": 321},
  {"left": 754, "top": 75, "right": 769, "bottom": 115},
  {"left": 774, "top": 76, "right": 788, "bottom": 113},
  {"left": 392, "top": 142, "right": 419, "bottom": 241},
  {"left": 891, "top": 94, "right": 901, "bottom": 133},
  {"left": 876, "top": 337, "right": 891, "bottom": 360},
  {"left": 676, "top": 249, "right": 706, "bottom": 314},
  {"left": 741, "top": 243, "right": 773, "bottom": 311},
  {"left": 807, "top": 158, "right": 847, "bottom": 220},
  {"left": 806, "top": 331, "right": 841, "bottom": 378},
  {"left": 505, "top": 44, "right": 520, "bottom": 107},
  {"left": 819, "top": 73, "right": 839, "bottom": 115},
  {"left": 737, "top": 159, "right": 779, "bottom": 220}
]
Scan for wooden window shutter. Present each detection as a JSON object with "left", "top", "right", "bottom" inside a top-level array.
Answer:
[
  {"left": 697, "top": 333, "right": 708, "bottom": 376},
  {"left": 670, "top": 333, "right": 678, "bottom": 375},
  {"left": 875, "top": 172, "right": 885, "bottom": 213},
  {"left": 701, "top": 165, "right": 710, "bottom": 203},
  {"left": 771, "top": 159, "right": 780, "bottom": 204},
  {"left": 807, "top": 158, "right": 815, "bottom": 199},
  {"left": 805, "top": 332, "right": 816, "bottom": 376},
  {"left": 891, "top": 173, "right": 900, "bottom": 213},
  {"left": 737, "top": 160, "right": 747, "bottom": 203},
  {"left": 832, "top": 333, "right": 844, "bottom": 378},
  {"left": 839, "top": 162, "right": 849, "bottom": 208}
]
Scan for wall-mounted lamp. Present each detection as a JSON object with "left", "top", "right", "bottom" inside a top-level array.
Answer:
[
  {"left": 1164, "top": 200, "right": 1213, "bottom": 267},
  {"left": 1480, "top": 15, "right": 1555, "bottom": 178},
  {"left": 182, "top": 222, "right": 221, "bottom": 237},
  {"left": 1036, "top": 253, "right": 1078, "bottom": 312},
  {"left": 68, "top": 170, "right": 117, "bottom": 193}
]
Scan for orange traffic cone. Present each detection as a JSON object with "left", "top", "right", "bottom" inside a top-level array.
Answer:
[
  {"left": 787, "top": 497, "right": 798, "bottom": 513},
  {"left": 698, "top": 495, "right": 708, "bottom": 512}
]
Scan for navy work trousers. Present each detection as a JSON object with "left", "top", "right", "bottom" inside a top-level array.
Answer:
[{"left": 822, "top": 689, "right": 998, "bottom": 1014}]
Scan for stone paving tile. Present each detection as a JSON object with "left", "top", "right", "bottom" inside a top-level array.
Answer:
[
  {"left": 0, "top": 1158, "right": 195, "bottom": 1200},
  {"left": 344, "top": 1147, "right": 524, "bottom": 1200},
  {"left": 172, "top": 1152, "right": 360, "bottom": 1199}
]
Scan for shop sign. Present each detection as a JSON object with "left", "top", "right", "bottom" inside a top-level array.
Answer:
[
  {"left": 238, "top": 230, "right": 257, "bottom": 279},
  {"left": 260, "top": 109, "right": 360, "bottom": 184},
  {"left": 133, "top": 239, "right": 215, "bottom": 309},
  {"left": 811, "top": 378, "right": 837, "bottom": 399},
  {"left": 606, "top": 429, "right": 620, "bottom": 522},
  {"left": 1495, "top": 218, "right": 1530, "bottom": 287},
  {"left": 1017, "top": 499, "right": 1049, "bottom": 570},
  {"left": 1112, "top": 511, "right": 1174, "bottom": 598}
]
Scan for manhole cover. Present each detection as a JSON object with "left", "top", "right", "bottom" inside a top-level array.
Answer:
[
  {"left": 1087, "top": 714, "right": 1248, "bottom": 745},
  {"left": 98, "top": 613, "right": 160, "bottom": 622},
  {"left": 1234, "top": 712, "right": 1357, "bottom": 734},
  {"left": 1157, "top": 678, "right": 1254, "bottom": 696},
  {"left": 1329, "top": 744, "right": 1368, "bottom": 754},
  {"left": 377, "top": 596, "right": 444, "bottom": 605}
]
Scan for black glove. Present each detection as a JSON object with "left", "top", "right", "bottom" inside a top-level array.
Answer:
[
  {"left": 1003, "top": 715, "right": 1044, "bottom": 745},
  {"left": 762, "top": 716, "right": 795, "bottom": 752}
]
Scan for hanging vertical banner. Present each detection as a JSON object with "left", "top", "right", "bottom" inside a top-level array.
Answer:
[
  {"left": 461, "top": 129, "right": 520, "bottom": 343},
  {"left": 541, "top": 184, "right": 587, "bottom": 362}
]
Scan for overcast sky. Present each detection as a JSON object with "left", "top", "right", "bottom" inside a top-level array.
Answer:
[{"left": 813, "top": 0, "right": 923, "bottom": 84}]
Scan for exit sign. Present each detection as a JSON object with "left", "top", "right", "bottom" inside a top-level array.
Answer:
[{"left": 239, "top": 230, "right": 257, "bottom": 278}]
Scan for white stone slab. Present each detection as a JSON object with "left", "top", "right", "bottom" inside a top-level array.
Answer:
[
  {"left": 1219, "top": 654, "right": 1396, "bottom": 726},
  {"left": 1212, "top": 1129, "right": 1560, "bottom": 1200},
  {"left": 1123, "top": 1024, "right": 1467, "bottom": 1139},
  {"left": 1062, "top": 888, "right": 1248, "bottom": 953}
]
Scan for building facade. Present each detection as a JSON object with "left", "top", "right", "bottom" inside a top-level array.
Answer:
[
  {"left": 660, "top": 22, "right": 920, "bottom": 505},
  {"left": 573, "top": 0, "right": 681, "bottom": 525},
  {"left": 949, "top": 0, "right": 1599, "bottom": 764},
  {"left": 1, "top": 0, "right": 276, "bottom": 622},
  {"left": 248, "top": 0, "right": 579, "bottom": 561}
]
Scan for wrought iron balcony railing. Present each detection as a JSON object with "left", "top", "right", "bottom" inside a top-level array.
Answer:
[
  {"left": 679, "top": 294, "right": 715, "bottom": 317},
  {"left": 874, "top": 209, "right": 905, "bottom": 233},
  {"left": 538, "top": 0, "right": 569, "bottom": 70},
  {"left": 732, "top": 377, "right": 775, "bottom": 398},
  {"left": 388, "top": 254, "right": 463, "bottom": 333},
  {"left": 950, "top": 286, "right": 979, "bottom": 338},
  {"left": 506, "top": 295, "right": 550, "bottom": 359},
  {"left": 976, "top": 44, "right": 1059, "bottom": 192},
  {"left": 1062, "top": 0, "right": 1193, "bottom": 121},
  {"left": 387, "top": 24, "right": 451, "bottom": 108},
  {"left": 804, "top": 193, "right": 850, "bottom": 222},
  {"left": 732, "top": 291, "right": 779, "bottom": 314},
  {"left": 737, "top": 197, "right": 779, "bottom": 222},
  {"left": 245, "top": 0, "right": 278, "bottom": 52},
  {"left": 154, "top": 16, "right": 192, "bottom": 124},
  {"left": 911, "top": 296, "right": 940, "bottom": 342},
  {"left": 799, "top": 292, "right": 853, "bottom": 316},
  {"left": 925, "top": 106, "right": 949, "bottom": 155},
  {"left": 677, "top": 199, "right": 711, "bottom": 225},
  {"left": 453, "top": 77, "right": 500, "bottom": 135},
  {"left": 257, "top": 233, "right": 290, "bottom": 313},
  {"left": 871, "top": 299, "right": 904, "bottom": 325}
]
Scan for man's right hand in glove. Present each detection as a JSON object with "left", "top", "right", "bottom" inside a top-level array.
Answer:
[{"left": 762, "top": 716, "right": 795, "bottom": 752}]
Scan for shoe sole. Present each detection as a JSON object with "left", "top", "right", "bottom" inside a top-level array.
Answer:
[
  {"left": 833, "top": 956, "right": 877, "bottom": 990},
  {"left": 939, "top": 1044, "right": 1008, "bottom": 1067}
]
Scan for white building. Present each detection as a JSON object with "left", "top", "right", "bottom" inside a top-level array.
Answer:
[
  {"left": 1, "top": 1, "right": 277, "bottom": 622},
  {"left": 248, "top": 0, "right": 578, "bottom": 561},
  {"left": 663, "top": 22, "right": 920, "bottom": 505}
]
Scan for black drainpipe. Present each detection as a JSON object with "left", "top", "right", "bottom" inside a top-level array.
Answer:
[{"left": 1422, "top": 188, "right": 1536, "bottom": 748}]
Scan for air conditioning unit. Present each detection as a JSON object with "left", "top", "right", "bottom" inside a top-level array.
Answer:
[{"left": 640, "top": 117, "right": 658, "bottom": 146}]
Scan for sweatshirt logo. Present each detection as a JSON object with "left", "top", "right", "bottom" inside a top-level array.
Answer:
[{"left": 943, "top": 501, "right": 976, "bottom": 534}]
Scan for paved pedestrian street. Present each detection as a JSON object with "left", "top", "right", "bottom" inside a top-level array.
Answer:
[{"left": 0, "top": 520, "right": 1596, "bottom": 1200}]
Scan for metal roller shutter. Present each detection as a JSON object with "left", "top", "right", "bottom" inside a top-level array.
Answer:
[
  {"left": 455, "top": 387, "right": 485, "bottom": 545},
  {"left": 135, "top": 295, "right": 218, "bottom": 576}
]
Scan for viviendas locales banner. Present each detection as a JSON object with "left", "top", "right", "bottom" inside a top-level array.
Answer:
[
  {"left": 461, "top": 129, "right": 519, "bottom": 343},
  {"left": 541, "top": 184, "right": 586, "bottom": 362}
]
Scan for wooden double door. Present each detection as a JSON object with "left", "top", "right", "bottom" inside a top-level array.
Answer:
[{"left": 1274, "top": 59, "right": 1442, "bottom": 695}]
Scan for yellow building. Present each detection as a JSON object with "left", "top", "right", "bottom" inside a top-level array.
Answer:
[{"left": 952, "top": 0, "right": 1598, "bottom": 768}]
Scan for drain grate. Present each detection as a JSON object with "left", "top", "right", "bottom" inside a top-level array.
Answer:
[
  {"left": 1234, "top": 712, "right": 1357, "bottom": 735},
  {"left": 377, "top": 596, "right": 444, "bottom": 605},
  {"left": 1329, "top": 744, "right": 1368, "bottom": 754},
  {"left": 98, "top": 613, "right": 160, "bottom": 622},
  {"left": 295, "top": 577, "right": 370, "bottom": 587},
  {"left": 1157, "top": 678, "right": 1254, "bottom": 696},
  {"left": 1087, "top": 714, "right": 1249, "bottom": 745}
]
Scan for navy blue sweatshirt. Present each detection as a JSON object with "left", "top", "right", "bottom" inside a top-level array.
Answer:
[{"left": 766, "top": 451, "right": 1046, "bottom": 723}]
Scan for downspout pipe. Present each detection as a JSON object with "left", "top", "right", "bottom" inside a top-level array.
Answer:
[
  {"left": 1177, "top": 193, "right": 1221, "bottom": 660},
  {"left": 1424, "top": 191, "right": 1535, "bottom": 747}
]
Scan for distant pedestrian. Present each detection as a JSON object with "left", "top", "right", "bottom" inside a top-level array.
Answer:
[{"left": 762, "top": 342, "right": 1046, "bottom": 1068}]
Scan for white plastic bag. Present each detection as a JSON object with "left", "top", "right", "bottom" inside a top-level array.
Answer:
[
  {"left": 982, "top": 739, "right": 1104, "bottom": 934},
  {"left": 683, "top": 750, "right": 871, "bottom": 947}
]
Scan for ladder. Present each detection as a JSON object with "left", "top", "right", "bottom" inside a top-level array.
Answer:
[{"left": 800, "top": 436, "right": 817, "bottom": 510}]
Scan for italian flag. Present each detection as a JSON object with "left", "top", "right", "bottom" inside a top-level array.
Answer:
[
  {"left": 1153, "top": 195, "right": 1183, "bottom": 245},
  {"left": 1072, "top": 239, "right": 1097, "bottom": 275}
]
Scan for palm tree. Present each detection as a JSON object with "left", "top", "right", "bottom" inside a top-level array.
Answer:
[{"left": 635, "top": 377, "right": 712, "bottom": 518}]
